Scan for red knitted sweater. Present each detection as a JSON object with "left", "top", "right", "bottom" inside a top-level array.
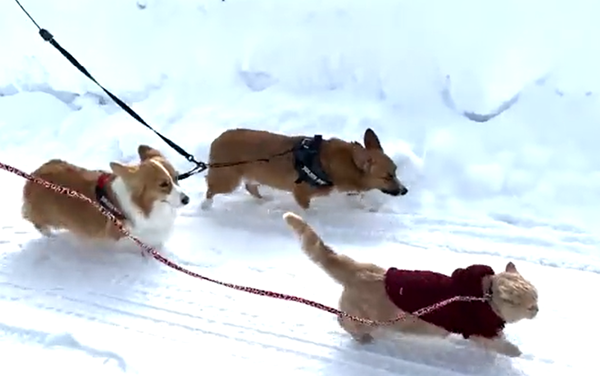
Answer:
[{"left": 384, "top": 264, "right": 505, "bottom": 339}]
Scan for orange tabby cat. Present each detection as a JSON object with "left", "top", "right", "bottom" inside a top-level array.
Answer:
[{"left": 283, "top": 211, "right": 539, "bottom": 357}]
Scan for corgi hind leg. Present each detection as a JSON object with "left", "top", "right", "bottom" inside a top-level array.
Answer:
[
  {"left": 28, "top": 218, "right": 55, "bottom": 237},
  {"left": 202, "top": 168, "right": 242, "bottom": 210},
  {"left": 34, "top": 223, "right": 54, "bottom": 237},
  {"left": 22, "top": 201, "right": 54, "bottom": 237},
  {"left": 244, "top": 182, "right": 263, "bottom": 199},
  {"left": 244, "top": 181, "right": 274, "bottom": 203}
]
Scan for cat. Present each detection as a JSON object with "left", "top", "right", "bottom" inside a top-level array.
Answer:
[{"left": 283, "top": 211, "right": 539, "bottom": 357}]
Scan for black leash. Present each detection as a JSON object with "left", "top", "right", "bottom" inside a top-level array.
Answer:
[
  {"left": 14, "top": 0, "right": 298, "bottom": 177},
  {"left": 14, "top": 0, "right": 206, "bottom": 181}
]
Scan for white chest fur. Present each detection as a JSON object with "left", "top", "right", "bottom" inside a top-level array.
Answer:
[{"left": 110, "top": 177, "right": 178, "bottom": 248}]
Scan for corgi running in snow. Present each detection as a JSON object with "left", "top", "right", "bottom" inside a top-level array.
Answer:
[
  {"left": 22, "top": 145, "right": 190, "bottom": 249},
  {"left": 201, "top": 128, "right": 408, "bottom": 210}
]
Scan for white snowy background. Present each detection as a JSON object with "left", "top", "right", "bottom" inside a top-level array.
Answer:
[{"left": 0, "top": 0, "right": 597, "bottom": 375}]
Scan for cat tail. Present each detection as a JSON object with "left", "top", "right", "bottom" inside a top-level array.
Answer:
[{"left": 283, "top": 212, "right": 363, "bottom": 285}]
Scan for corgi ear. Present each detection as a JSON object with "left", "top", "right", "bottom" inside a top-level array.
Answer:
[
  {"left": 110, "top": 162, "right": 136, "bottom": 177},
  {"left": 352, "top": 147, "right": 373, "bottom": 172},
  {"left": 505, "top": 262, "right": 518, "bottom": 273},
  {"left": 138, "top": 145, "right": 163, "bottom": 161},
  {"left": 363, "top": 128, "right": 382, "bottom": 150}
]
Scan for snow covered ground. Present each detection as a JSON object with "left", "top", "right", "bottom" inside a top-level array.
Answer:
[{"left": 0, "top": 0, "right": 598, "bottom": 375}]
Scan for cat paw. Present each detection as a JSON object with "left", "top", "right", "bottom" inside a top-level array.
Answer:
[{"left": 498, "top": 341, "right": 522, "bottom": 357}]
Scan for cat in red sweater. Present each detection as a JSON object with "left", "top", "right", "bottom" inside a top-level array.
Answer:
[{"left": 283, "top": 212, "right": 539, "bottom": 357}]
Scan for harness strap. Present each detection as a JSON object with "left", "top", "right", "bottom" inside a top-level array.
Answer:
[
  {"left": 293, "top": 135, "right": 333, "bottom": 188},
  {"left": 95, "top": 173, "right": 126, "bottom": 220}
]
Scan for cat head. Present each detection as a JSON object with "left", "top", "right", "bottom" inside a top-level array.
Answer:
[{"left": 490, "top": 262, "right": 539, "bottom": 323}]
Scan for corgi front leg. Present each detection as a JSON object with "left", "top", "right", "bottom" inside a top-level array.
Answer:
[{"left": 104, "top": 220, "right": 126, "bottom": 241}]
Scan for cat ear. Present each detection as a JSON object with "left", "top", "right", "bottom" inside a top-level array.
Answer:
[{"left": 505, "top": 262, "right": 518, "bottom": 273}]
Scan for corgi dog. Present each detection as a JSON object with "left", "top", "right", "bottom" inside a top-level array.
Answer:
[
  {"left": 21, "top": 145, "right": 190, "bottom": 249},
  {"left": 201, "top": 128, "right": 408, "bottom": 210},
  {"left": 282, "top": 212, "right": 539, "bottom": 357}
]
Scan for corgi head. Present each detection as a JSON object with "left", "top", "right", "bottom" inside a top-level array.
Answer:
[
  {"left": 351, "top": 129, "right": 408, "bottom": 197},
  {"left": 109, "top": 145, "right": 190, "bottom": 215}
]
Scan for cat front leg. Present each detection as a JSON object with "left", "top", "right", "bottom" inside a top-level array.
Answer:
[{"left": 469, "top": 335, "right": 522, "bottom": 357}]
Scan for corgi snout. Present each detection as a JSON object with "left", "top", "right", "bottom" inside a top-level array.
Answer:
[
  {"left": 168, "top": 186, "right": 190, "bottom": 208},
  {"left": 157, "top": 175, "right": 190, "bottom": 208},
  {"left": 180, "top": 193, "right": 190, "bottom": 206},
  {"left": 381, "top": 182, "right": 408, "bottom": 197}
]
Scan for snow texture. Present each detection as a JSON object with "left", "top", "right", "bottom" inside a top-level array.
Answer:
[{"left": 0, "top": 0, "right": 597, "bottom": 375}]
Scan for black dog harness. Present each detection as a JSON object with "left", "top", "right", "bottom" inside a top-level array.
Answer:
[{"left": 292, "top": 135, "right": 333, "bottom": 188}]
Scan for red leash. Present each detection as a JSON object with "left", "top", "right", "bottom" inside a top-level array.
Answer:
[{"left": 0, "top": 161, "right": 486, "bottom": 325}]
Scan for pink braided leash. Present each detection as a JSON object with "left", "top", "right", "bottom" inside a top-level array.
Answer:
[{"left": 0, "top": 161, "right": 486, "bottom": 325}]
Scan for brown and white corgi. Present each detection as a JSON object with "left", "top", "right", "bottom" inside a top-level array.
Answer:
[
  {"left": 21, "top": 145, "right": 190, "bottom": 249},
  {"left": 201, "top": 128, "right": 408, "bottom": 210}
]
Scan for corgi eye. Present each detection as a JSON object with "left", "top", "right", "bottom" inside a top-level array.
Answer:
[{"left": 159, "top": 180, "right": 170, "bottom": 188}]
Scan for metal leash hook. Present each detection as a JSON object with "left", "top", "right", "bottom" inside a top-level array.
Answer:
[
  {"left": 177, "top": 161, "right": 208, "bottom": 181},
  {"left": 0, "top": 160, "right": 486, "bottom": 325}
]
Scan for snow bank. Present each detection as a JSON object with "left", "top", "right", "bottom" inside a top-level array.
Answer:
[
  {"left": 3, "top": 0, "right": 595, "bottom": 105},
  {"left": 0, "top": 0, "right": 598, "bottom": 229}
]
